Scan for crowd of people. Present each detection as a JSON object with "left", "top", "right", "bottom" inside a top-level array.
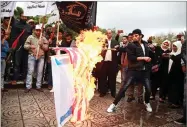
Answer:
[{"left": 1, "top": 12, "right": 186, "bottom": 125}]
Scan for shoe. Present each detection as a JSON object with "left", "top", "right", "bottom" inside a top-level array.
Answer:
[
  {"left": 127, "top": 97, "right": 135, "bottom": 102},
  {"left": 24, "top": 89, "right": 31, "bottom": 93},
  {"left": 159, "top": 98, "right": 164, "bottom": 103},
  {"left": 1, "top": 89, "right": 8, "bottom": 92},
  {"left": 107, "top": 103, "right": 116, "bottom": 113},
  {"left": 48, "top": 85, "right": 52, "bottom": 90},
  {"left": 145, "top": 103, "right": 152, "bottom": 112},
  {"left": 36, "top": 88, "right": 43, "bottom": 92},
  {"left": 99, "top": 93, "right": 106, "bottom": 97},
  {"left": 174, "top": 118, "right": 186, "bottom": 125},
  {"left": 11, "top": 81, "right": 17, "bottom": 85},
  {"left": 50, "top": 88, "right": 54, "bottom": 92}
]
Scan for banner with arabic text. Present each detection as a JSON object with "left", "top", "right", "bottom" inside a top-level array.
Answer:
[
  {"left": 56, "top": 1, "right": 97, "bottom": 33},
  {"left": 1, "top": 2, "right": 16, "bottom": 17},
  {"left": 23, "top": 2, "right": 48, "bottom": 16}
]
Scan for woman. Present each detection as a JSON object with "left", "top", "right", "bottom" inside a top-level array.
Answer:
[
  {"left": 159, "top": 40, "right": 171, "bottom": 103},
  {"left": 168, "top": 41, "right": 185, "bottom": 108}
]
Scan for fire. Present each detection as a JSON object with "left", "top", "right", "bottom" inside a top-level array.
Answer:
[{"left": 70, "top": 30, "right": 106, "bottom": 122}]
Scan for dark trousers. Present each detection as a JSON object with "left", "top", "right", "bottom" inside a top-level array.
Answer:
[
  {"left": 47, "top": 62, "right": 53, "bottom": 86},
  {"left": 98, "top": 61, "right": 118, "bottom": 97},
  {"left": 151, "top": 71, "right": 160, "bottom": 97},
  {"left": 113, "top": 70, "right": 151, "bottom": 105},
  {"left": 183, "top": 74, "right": 186, "bottom": 120},
  {"left": 13, "top": 47, "right": 28, "bottom": 80}
]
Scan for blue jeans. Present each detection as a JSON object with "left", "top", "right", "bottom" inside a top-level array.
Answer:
[
  {"left": 1, "top": 59, "right": 6, "bottom": 89},
  {"left": 26, "top": 55, "right": 44, "bottom": 89}
]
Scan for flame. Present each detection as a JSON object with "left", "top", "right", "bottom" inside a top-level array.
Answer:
[{"left": 70, "top": 30, "right": 106, "bottom": 122}]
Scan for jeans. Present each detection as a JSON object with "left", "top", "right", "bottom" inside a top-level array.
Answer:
[
  {"left": 113, "top": 70, "right": 151, "bottom": 105},
  {"left": 1, "top": 59, "right": 6, "bottom": 89},
  {"left": 26, "top": 55, "right": 44, "bottom": 89},
  {"left": 121, "top": 67, "right": 127, "bottom": 86}
]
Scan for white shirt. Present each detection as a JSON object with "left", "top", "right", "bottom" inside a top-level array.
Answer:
[
  {"left": 105, "top": 40, "right": 112, "bottom": 61},
  {"left": 140, "top": 43, "right": 146, "bottom": 70}
]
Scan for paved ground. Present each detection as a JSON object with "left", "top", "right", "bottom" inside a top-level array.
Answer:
[{"left": 1, "top": 87, "right": 185, "bottom": 127}]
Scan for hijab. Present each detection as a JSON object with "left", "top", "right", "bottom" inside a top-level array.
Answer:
[
  {"left": 161, "top": 40, "right": 171, "bottom": 51},
  {"left": 168, "top": 41, "right": 182, "bottom": 73}
]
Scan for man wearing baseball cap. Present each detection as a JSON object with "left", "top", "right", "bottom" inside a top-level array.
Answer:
[
  {"left": 107, "top": 29, "right": 153, "bottom": 113},
  {"left": 24, "top": 24, "right": 49, "bottom": 93}
]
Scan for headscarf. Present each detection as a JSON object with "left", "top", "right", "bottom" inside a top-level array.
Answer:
[
  {"left": 161, "top": 40, "right": 171, "bottom": 51},
  {"left": 168, "top": 41, "right": 182, "bottom": 73}
]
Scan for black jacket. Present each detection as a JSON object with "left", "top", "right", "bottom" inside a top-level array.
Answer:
[
  {"left": 182, "top": 40, "right": 186, "bottom": 65},
  {"left": 126, "top": 40, "right": 152, "bottom": 71}
]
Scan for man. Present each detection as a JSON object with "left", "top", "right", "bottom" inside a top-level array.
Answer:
[
  {"left": 174, "top": 34, "right": 186, "bottom": 125},
  {"left": 127, "top": 33, "right": 133, "bottom": 43},
  {"left": 10, "top": 12, "right": 32, "bottom": 85},
  {"left": 1, "top": 17, "right": 11, "bottom": 40},
  {"left": 98, "top": 29, "right": 119, "bottom": 98},
  {"left": 107, "top": 29, "right": 152, "bottom": 113},
  {"left": 1, "top": 28, "right": 9, "bottom": 92},
  {"left": 24, "top": 24, "right": 49, "bottom": 92},
  {"left": 147, "top": 36, "right": 153, "bottom": 44},
  {"left": 120, "top": 36, "right": 129, "bottom": 86}
]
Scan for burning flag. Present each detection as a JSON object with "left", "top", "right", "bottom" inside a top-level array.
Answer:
[{"left": 51, "top": 30, "right": 106, "bottom": 126}]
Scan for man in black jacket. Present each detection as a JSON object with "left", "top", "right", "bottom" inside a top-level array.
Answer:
[
  {"left": 107, "top": 29, "right": 152, "bottom": 113},
  {"left": 98, "top": 29, "right": 119, "bottom": 98}
]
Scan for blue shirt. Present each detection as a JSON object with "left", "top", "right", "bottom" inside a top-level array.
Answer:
[{"left": 1, "top": 40, "right": 9, "bottom": 59}]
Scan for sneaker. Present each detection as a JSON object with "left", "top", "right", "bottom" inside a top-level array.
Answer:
[
  {"left": 145, "top": 103, "right": 152, "bottom": 112},
  {"left": 107, "top": 103, "right": 116, "bottom": 113},
  {"left": 48, "top": 85, "right": 52, "bottom": 90},
  {"left": 150, "top": 96, "right": 155, "bottom": 100},
  {"left": 36, "top": 88, "right": 43, "bottom": 92},
  {"left": 174, "top": 118, "right": 186, "bottom": 125},
  {"left": 50, "top": 88, "right": 54, "bottom": 92}
]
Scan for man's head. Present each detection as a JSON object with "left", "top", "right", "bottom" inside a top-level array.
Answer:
[
  {"left": 132, "top": 29, "right": 144, "bottom": 42},
  {"left": 128, "top": 33, "right": 133, "bottom": 42},
  {"left": 106, "top": 29, "right": 112, "bottom": 40},
  {"left": 65, "top": 33, "right": 72, "bottom": 43},
  {"left": 3, "top": 17, "right": 10, "bottom": 26},
  {"left": 27, "top": 19, "right": 35, "bottom": 28},
  {"left": 1, "top": 28, "right": 5, "bottom": 39},
  {"left": 58, "top": 29, "right": 63, "bottom": 40},
  {"left": 122, "top": 36, "right": 128, "bottom": 44},
  {"left": 34, "top": 24, "right": 42, "bottom": 37},
  {"left": 20, "top": 12, "right": 27, "bottom": 24}
]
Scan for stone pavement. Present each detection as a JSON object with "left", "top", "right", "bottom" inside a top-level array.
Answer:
[{"left": 1, "top": 88, "right": 185, "bottom": 127}]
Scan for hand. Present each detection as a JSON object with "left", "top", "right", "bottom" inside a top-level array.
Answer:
[
  {"left": 144, "top": 57, "right": 151, "bottom": 62},
  {"left": 38, "top": 40, "right": 43, "bottom": 46},
  {"left": 114, "top": 45, "right": 119, "bottom": 49},
  {"left": 182, "top": 66, "right": 186, "bottom": 73}
]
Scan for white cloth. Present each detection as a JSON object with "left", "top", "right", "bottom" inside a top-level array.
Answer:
[
  {"left": 168, "top": 41, "right": 182, "bottom": 73},
  {"left": 105, "top": 40, "right": 112, "bottom": 61},
  {"left": 161, "top": 40, "right": 171, "bottom": 51},
  {"left": 51, "top": 54, "right": 74, "bottom": 127},
  {"left": 1, "top": 2, "right": 16, "bottom": 17},
  {"left": 140, "top": 43, "right": 146, "bottom": 70}
]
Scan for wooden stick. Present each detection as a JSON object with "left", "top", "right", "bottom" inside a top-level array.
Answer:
[
  {"left": 56, "top": 20, "right": 60, "bottom": 46},
  {"left": 7, "top": 16, "right": 12, "bottom": 32},
  {"left": 36, "top": 17, "right": 45, "bottom": 59}
]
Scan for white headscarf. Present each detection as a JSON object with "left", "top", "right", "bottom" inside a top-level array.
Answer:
[
  {"left": 161, "top": 40, "right": 171, "bottom": 51},
  {"left": 168, "top": 41, "right": 182, "bottom": 73}
]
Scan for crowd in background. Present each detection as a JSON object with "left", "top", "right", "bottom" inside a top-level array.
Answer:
[{"left": 1, "top": 12, "right": 186, "bottom": 125}]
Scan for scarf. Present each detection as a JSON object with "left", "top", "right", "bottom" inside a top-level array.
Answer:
[
  {"left": 161, "top": 40, "right": 171, "bottom": 51},
  {"left": 168, "top": 41, "right": 182, "bottom": 73}
]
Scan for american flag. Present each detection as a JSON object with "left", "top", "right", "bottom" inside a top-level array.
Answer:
[{"left": 52, "top": 47, "right": 90, "bottom": 124}]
